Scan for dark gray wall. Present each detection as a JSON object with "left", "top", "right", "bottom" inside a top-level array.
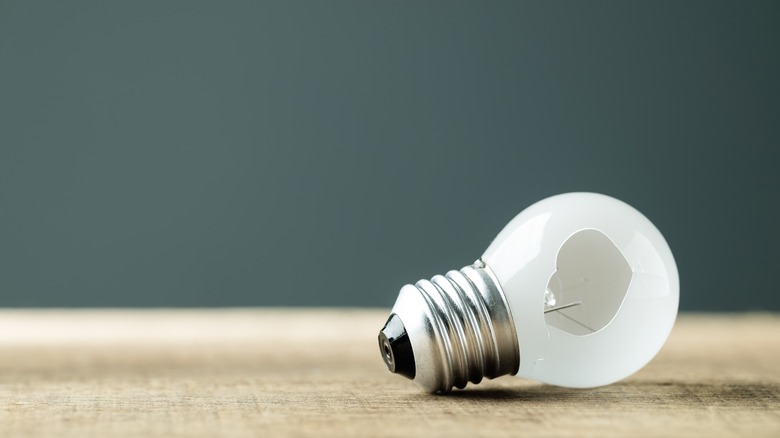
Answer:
[{"left": 1, "top": 1, "right": 778, "bottom": 310}]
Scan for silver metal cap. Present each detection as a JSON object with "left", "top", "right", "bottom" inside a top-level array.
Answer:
[{"left": 379, "top": 260, "right": 520, "bottom": 393}]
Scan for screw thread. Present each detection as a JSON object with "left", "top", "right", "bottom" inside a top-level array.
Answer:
[{"left": 413, "top": 261, "right": 519, "bottom": 392}]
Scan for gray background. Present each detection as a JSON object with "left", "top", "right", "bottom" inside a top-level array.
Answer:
[{"left": 1, "top": 1, "right": 778, "bottom": 310}]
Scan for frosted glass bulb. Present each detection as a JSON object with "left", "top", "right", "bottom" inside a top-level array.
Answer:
[{"left": 378, "top": 193, "right": 679, "bottom": 392}]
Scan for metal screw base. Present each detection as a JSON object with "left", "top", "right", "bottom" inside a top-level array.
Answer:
[{"left": 379, "top": 260, "right": 520, "bottom": 393}]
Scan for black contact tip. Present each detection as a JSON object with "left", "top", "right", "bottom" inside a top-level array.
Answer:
[{"left": 378, "top": 314, "right": 416, "bottom": 380}]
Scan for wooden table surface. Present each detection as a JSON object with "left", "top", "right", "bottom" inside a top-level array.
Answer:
[{"left": 0, "top": 310, "right": 777, "bottom": 437}]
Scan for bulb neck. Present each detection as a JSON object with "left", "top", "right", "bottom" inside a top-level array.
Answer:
[{"left": 378, "top": 260, "right": 520, "bottom": 393}]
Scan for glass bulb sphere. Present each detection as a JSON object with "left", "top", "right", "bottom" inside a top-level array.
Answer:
[{"left": 378, "top": 192, "right": 679, "bottom": 392}]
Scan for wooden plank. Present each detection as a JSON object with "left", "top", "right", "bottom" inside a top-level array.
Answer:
[{"left": 0, "top": 310, "right": 777, "bottom": 437}]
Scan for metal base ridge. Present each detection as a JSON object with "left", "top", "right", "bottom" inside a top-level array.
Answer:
[{"left": 378, "top": 259, "right": 520, "bottom": 393}]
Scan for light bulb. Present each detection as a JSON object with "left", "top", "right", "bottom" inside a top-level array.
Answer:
[{"left": 378, "top": 193, "right": 679, "bottom": 392}]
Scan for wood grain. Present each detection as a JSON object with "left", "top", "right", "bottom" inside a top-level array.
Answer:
[{"left": 0, "top": 310, "right": 777, "bottom": 437}]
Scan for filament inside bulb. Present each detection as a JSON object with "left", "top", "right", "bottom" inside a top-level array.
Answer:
[{"left": 543, "top": 229, "right": 632, "bottom": 336}]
